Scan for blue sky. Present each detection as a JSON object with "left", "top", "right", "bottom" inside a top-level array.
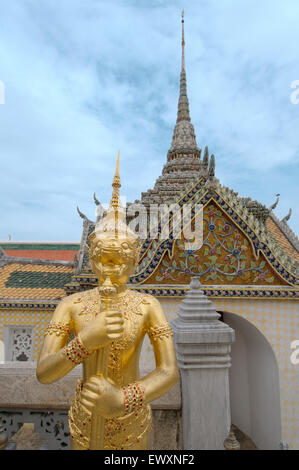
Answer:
[{"left": 0, "top": 0, "right": 298, "bottom": 241}]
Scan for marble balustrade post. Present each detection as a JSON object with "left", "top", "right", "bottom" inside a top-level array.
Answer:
[{"left": 171, "top": 277, "right": 235, "bottom": 450}]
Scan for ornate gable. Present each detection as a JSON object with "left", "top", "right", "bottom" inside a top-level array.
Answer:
[
  {"left": 130, "top": 178, "right": 298, "bottom": 292},
  {"left": 140, "top": 202, "right": 283, "bottom": 286}
]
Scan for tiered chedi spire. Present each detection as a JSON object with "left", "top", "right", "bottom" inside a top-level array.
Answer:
[
  {"left": 168, "top": 10, "right": 200, "bottom": 157},
  {"left": 140, "top": 11, "right": 207, "bottom": 207}
]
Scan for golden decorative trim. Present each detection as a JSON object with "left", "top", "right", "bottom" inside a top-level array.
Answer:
[
  {"left": 64, "top": 334, "right": 90, "bottom": 365},
  {"left": 44, "top": 322, "right": 71, "bottom": 338},
  {"left": 68, "top": 380, "right": 92, "bottom": 449},
  {"left": 148, "top": 323, "right": 173, "bottom": 342},
  {"left": 69, "top": 380, "right": 151, "bottom": 450},
  {"left": 104, "top": 404, "right": 152, "bottom": 450},
  {"left": 122, "top": 382, "right": 145, "bottom": 415},
  {"left": 108, "top": 290, "right": 146, "bottom": 385}
]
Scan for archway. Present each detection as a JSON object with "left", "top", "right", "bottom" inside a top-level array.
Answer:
[{"left": 222, "top": 311, "right": 282, "bottom": 450}]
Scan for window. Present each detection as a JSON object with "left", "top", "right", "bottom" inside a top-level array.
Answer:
[{"left": 4, "top": 326, "right": 34, "bottom": 362}]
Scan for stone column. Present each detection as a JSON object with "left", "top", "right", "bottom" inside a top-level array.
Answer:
[{"left": 171, "top": 277, "right": 235, "bottom": 450}]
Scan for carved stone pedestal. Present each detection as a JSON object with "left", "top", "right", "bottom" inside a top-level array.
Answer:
[{"left": 171, "top": 277, "right": 235, "bottom": 450}]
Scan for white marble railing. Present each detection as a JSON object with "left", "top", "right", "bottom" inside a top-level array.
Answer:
[
  {"left": 0, "top": 407, "right": 69, "bottom": 449},
  {"left": 0, "top": 362, "right": 181, "bottom": 410}
]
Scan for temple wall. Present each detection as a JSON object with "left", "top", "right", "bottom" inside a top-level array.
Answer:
[
  {"left": 216, "top": 298, "right": 298, "bottom": 450},
  {"left": 223, "top": 312, "right": 281, "bottom": 449},
  {"left": 0, "top": 296, "right": 297, "bottom": 449},
  {"left": 0, "top": 308, "right": 53, "bottom": 361},
  {"left": 147, "top": 296, "right": 298, "bottom": 450}
]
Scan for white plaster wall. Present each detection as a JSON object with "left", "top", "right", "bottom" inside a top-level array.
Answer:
[
  {"left": 226, "top": 326, "right": 251, "bottom": 434},
  {"left": 0, "top": 339, "right": 4, "bottom": 363},
  {"left": 223, "top": 312, "right": 281, "bottom": 450}
]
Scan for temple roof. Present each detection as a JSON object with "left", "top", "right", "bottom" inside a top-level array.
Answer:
[
  {"left": 0, "top": 242, "right": 79, "bottom": 262},
  {"left": 69, "top": 15, "right": 298, "bottom": 295},
  {"left": 266, "top": 214, "right": 299, "bottom": 263},
  {"left": 130, "top": 14, "right": 298, "bottom": 286},
  {"left": 131, "top": 176, "right": 298, "bottom": 285},
  {"left": 0, "top": 262, "right": 73, "bottom": 300}
]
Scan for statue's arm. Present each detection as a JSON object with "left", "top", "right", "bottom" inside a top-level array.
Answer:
[
  {"left": 139, "top": 297, "right": 179, "bottom": 404},
  {"left": 36, "top": 296, "right": 78, "bottom": 384}
]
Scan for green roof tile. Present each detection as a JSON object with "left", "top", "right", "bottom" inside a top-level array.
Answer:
[
  {"left": 1, "top": 243, "right": 79, "bottom": 251},
  {"left": 5, "top": 271, "right": 72, "bottom": 288}
]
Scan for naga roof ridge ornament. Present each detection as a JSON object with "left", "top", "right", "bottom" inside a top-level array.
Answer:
[
  {"left": 282, "top": 208, "right": 292, "bottom": 224},
  {"left": 93, "top": 192, "right": 100, "bottom": 206},
  {"left": 77, "top": 206, "right": 92, "bottom": 224},
  {"left": 93, "top": 194, "right": 105, "bottom": 224},
  {"left": 269, "top": 193, "right": 280, "bottom": 211}
]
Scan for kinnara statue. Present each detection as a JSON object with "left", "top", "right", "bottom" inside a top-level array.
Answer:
[{"left": 36, "top": 153, "right": 179, "bottom": 450}]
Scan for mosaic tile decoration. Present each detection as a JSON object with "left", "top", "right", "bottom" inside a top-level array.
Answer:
[
  {"left": 0, "top": 308, "right": 54, "bottom": 361},
  {"left": 130, "top": 187, "right": 297, "bottom": 286}
]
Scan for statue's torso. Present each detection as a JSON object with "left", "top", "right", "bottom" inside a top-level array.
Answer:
[
  {"left": 70, "top": 288, "right": 149, "bottom": 386},
  {"left": 68, "top": 288, "right": 153, "bottom": 450}
]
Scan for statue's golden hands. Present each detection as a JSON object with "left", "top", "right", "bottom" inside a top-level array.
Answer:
[
  {"left": 80, "top": 375, "right": 125, "bottom": 418},
  {"left": 79, "top": 309, "right": 124, "bottom": 351}
]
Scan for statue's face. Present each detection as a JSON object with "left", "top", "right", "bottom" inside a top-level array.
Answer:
[{"left": 89, "top": 232, "right": 138, "bottom": 286}]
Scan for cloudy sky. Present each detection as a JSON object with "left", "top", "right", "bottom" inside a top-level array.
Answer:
[{"left": 0, "top": 0, "right": 298, "bottom": 241}]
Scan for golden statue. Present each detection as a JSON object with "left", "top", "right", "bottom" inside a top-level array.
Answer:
[{"left": 36, "top": 152, "right": 179, "bottom": 450}]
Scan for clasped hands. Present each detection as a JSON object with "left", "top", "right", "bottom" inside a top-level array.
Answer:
[
  {"left": 80, "top": 375, "right": 125, "bottom": 418},
  {"left": 79, "top": 307, "right": 124, "bottom": 351},
  {"left": 78, "top": 308, "right": 125, "bottom": 418}
]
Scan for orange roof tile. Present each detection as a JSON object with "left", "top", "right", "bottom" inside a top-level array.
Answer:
[
  {"left": 266, "top": 218, "right": 299, "bottom": 263},
  {"left": 4, "top": 249, "right": 78, "bottom": 261},
  {"left": 0, "top": 263, "right": 73, "bottom": 300}
]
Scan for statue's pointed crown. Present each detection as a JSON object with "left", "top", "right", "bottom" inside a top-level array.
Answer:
[
  {"left": 109, "top": 150, "right": 122, "bottom": 211},
  {"left": 91, "top": 151, "right": 138, "bottom": 241}
]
